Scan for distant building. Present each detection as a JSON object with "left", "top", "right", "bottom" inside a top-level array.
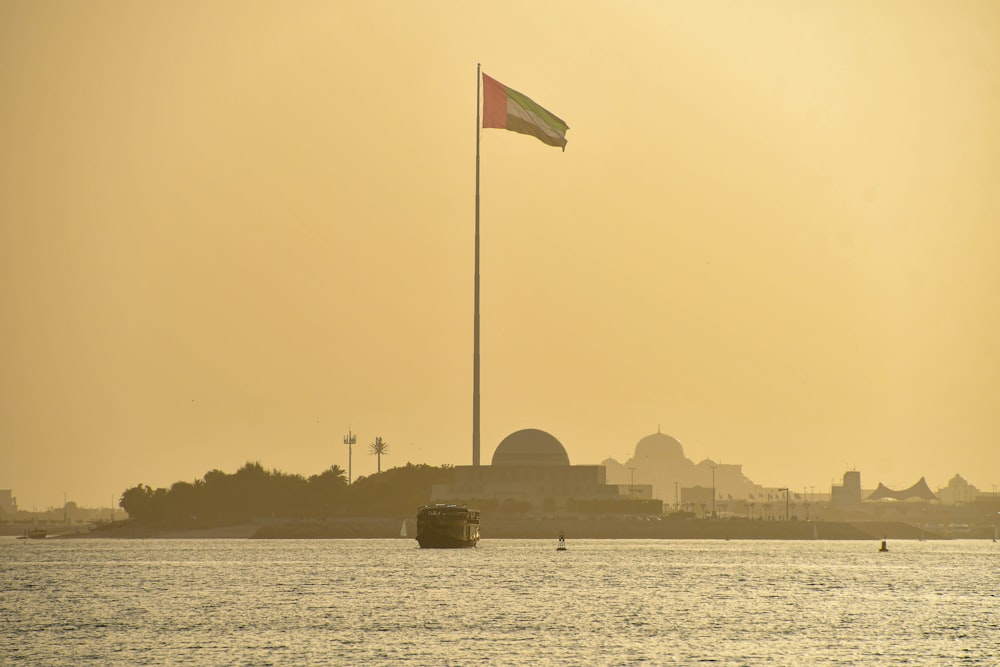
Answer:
[
  {"left": 831, "top": 470, "right": 862, "bottom": 506},
  {"left": 433, "top": 428, "right": 655, "bottom": 514},
  {"left": 0, "top": 490, "right": 16, "bottom": 515},
  {"left": 936, "top": 474, "right": 978, "bottom": 505},
  {"left": 680, "top": 486, "right": 715, "bottom": 516},
  {"left": 867, "top": 477, "right": 939, "bottom": 502},
  {"left": 603, "top": 429, "right": 763, "bottom": 505}
]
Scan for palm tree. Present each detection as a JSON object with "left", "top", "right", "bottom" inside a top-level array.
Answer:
[
  {"left": 309, "top": 465, "right": 348, "bottom": 487},
  {"left": 369, "top": 436, "right": 389, "bottom": 473}
]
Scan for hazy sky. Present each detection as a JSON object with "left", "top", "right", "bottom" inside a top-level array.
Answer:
[{"left": 2, "top": 1, "right": 999, "bottom": 510}]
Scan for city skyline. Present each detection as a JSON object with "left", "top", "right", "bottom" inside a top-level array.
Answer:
[
  {"left": 1, "top": 426, "right": 991, "bottom": 512},
  {"left": 3, "top": 2, "right": 999, "bottom": 509}
]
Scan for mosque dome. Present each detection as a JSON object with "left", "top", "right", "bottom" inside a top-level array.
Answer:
[
  {"left": 492, "top": 428, "right": 570, "bottom": 467},
  {"left": 633, "top": 430, "right": 684, "bottom": 460}
]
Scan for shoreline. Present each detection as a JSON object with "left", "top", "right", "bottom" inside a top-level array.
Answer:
[{"left": 11, "top": 517, "right": 994, "bottom": 541}]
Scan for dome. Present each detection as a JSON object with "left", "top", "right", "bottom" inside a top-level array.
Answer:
[
  {"left": 492, "top": 428, "right": 570, "bottom": 467},
  {"left": 634, "top": 430, "right": 684, "bottom": 460}
]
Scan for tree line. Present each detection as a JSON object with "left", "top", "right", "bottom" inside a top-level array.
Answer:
[{"left": 119, "top": 461, "right": 455, "bottom": 527}]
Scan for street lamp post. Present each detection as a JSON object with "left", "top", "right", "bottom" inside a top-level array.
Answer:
[
  {"left": 628, "top": 467, "right": 636, "bottom": 499},
  {"left": 343, "top": 428, "right": 356, "bottom": 485}
]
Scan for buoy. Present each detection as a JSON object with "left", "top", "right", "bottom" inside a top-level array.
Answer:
[
  {"left": 556, "top": 531, "right": 567, "bottom": 551},
  {"left": 879, "top": 539, "right": 889, "bottom": 552}
]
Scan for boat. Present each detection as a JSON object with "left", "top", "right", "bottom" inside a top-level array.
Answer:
[
  {"left": 556, "top": 531, "right": 566, "bottom": 551},
  {"left": 416, "top": 504, "right": 479, "bottom": 548},
  {"left": 400, "top": 519, "right": 408, "bottom": 538},
  {"left": 17, "top": 529, "right": 47, "bottom": 540}
]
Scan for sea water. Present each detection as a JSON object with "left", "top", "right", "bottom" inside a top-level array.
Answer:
[{"left": 2, "top": 538, "right": 998, "bottom": 665}]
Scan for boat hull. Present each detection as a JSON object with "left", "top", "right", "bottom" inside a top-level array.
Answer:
[
  {"left": 18, "top": 529, "right": 47, "bottom": 540},
  {"left": 416, "top": 533, "right": 478, "bottom": 549}
]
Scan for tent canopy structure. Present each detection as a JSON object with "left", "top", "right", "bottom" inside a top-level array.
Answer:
[{"left": 866, "top": 477, "right": 939, "bottom": 501}]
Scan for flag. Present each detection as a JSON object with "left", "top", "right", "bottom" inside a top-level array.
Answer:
[{"left": 482, "top": 73, "right": 569, "bottom": 150}]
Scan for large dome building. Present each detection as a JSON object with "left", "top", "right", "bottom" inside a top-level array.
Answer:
[
  {"left": 603, "top": 428, "right": 762, "bottom": 509},
  {"left": 632, "top": 431, "right": 685, "bottom": 462},
  {"left": 492, "top": 429, "right": 571, "bottom": 467},
  {"left": 434, "top": 428, "right": 651, "bottom": 515}
]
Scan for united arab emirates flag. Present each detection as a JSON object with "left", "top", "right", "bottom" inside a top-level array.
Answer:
[{"left": 482, "top": 73, "right": 569, "bottom": 150}]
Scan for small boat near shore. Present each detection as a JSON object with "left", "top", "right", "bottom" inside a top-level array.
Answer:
[
  {"left": 416, "top": 504, "right": 479, "bottom": 548},
  {"left": 17, "top": 529, "right": 47, "bottom": 540}
]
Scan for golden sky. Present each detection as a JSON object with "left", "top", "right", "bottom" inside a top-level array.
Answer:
[{"left": 2, "top": 1, "right": 999, "bottom": 509}]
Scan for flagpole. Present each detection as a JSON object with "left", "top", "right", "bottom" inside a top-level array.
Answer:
[{"left": 473, "top": 63, "right": 481, "bottom": 467}]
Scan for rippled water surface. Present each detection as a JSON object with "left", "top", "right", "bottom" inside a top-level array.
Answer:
[{"left": 2, "top": 538, "right": 998, "bottom": 665}]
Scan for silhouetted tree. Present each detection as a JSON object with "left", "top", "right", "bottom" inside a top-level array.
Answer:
[
  {"left": 348, "top": 463, "right": 454, "bottom": 516},
  {"left": 309, "top": 465, "right": 347, "bottom": 492},
  {"left": 307, "top": 465, "right": 348, "bottom": 517},
  {"left": 120, "top": 484, "right": 154, "bottom": 520},
  {"left": 169, "top": 481, "right": 198, "bottom": 522},
  {"left": 369, "top": 436, "right": 389, "bottom": 473},
  {"left": 118, "top": 460, "right": 454, "bottom": 526}
]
